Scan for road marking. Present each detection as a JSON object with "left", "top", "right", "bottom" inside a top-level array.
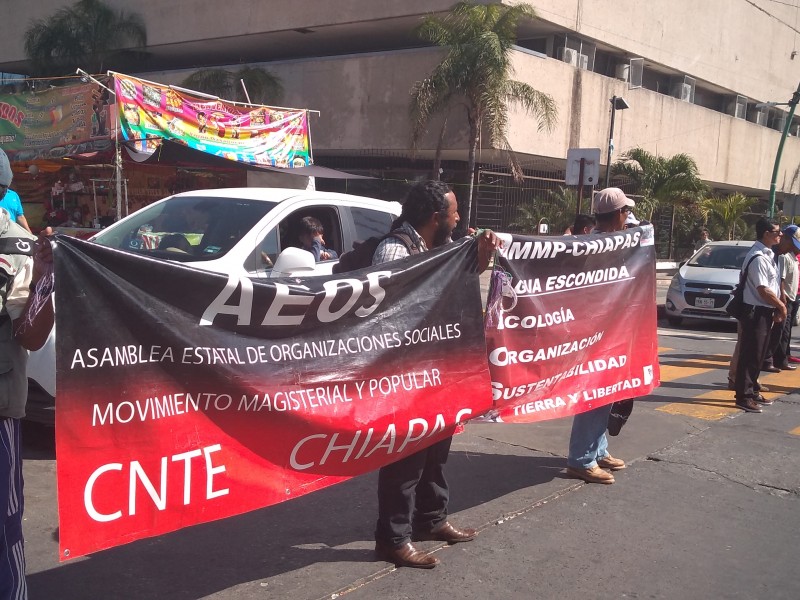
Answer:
[
  {"left": 657, "top": 391, "right": 740, "bottom": 420},
  {"left": 657, "top": 329, "right": 737, "bottom": 342},
  {"left": 655, "top": 354, "right": 800, "bottom": 421}
]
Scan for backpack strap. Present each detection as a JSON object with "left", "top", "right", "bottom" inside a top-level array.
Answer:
[
  {"left": 739, "top": 254, "right": 759, "bottom": 284},
  {"left": 384, "top": 230, "right": 422, "bottom": 255}
]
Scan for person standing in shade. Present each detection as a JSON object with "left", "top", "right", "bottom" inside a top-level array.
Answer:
[
  {"left": 371, "top": 180, "right": 500, "bottom": 569},
  {"left": 733, "top": 218, "right": 786, "bottom": 413},
  {"left": 565, "top": 187, "right": 632, "bottom": 485}
]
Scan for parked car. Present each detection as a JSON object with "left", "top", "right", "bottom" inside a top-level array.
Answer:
[
  {"left": 25, "top": 188, "right": 402, "bottom": 424},
  {"left": 664, "top": 240, "right": 755, "bottom": 326}
]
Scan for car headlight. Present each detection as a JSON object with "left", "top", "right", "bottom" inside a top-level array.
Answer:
[{"left": 668, "top": 275, "right": 682, "bottom": 293}]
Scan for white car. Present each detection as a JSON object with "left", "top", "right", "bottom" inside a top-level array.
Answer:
[
  {"left": 26, "top": 188, "right": 402, "bottom": 424},
  {"left": 664, "top": 240, "right": 755, "bottom": 326}
]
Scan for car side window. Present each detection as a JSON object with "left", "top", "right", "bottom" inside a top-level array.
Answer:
[
  {"left": 350, "top": 207, "right": 394, "bottom": 248},
  {"left": 244, "top": 205, "right": 343, "bottom": 277},
  {"left": 244, "top": 226, "right": 280, "bottom": 277}
]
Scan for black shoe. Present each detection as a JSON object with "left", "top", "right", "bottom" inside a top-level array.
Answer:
[
  {"left": 754, "top": 394, "right": 774, "bottom": 405},
  {"left": 780, "top": 364, "right": 797, "bottom": 371},
  {"left": 736, "top": 399, "right": 763, "bottom": 413},
  {"left": 762, "top": 365, "right": 781, "bottom": 373}
]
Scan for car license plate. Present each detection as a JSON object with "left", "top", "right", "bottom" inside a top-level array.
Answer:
[{"left": 695, "top": 297, "right": 715, "bottom": 308}]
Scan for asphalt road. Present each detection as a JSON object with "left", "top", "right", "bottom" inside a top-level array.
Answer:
[{"left": 19, "top": 298, "right": 800, "bottom": 600}]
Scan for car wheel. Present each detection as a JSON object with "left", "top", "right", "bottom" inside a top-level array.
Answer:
[{"left": 667, "top": 316, "right": 683, "bottom": 326}]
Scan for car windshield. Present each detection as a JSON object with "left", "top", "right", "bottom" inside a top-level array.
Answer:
[
  {"left": 92, "top": 195, "right": 277, "bottom": 262},
  {"left": 687, "top": 244, "right": 750, "bottom": 269}
]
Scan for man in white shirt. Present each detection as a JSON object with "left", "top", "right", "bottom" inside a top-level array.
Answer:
[{"left": 733, "top": 219, "right": 786, "bottom": 413}]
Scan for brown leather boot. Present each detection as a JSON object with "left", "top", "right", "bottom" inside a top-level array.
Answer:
[
  {"left": 375, "top": 541, "right": 439, "bottom": 569},
  {"left": 597, "top": 454, "right": 626, "bottom": 471},
  {"left": 412, "top": 521, "right": 476, "bottom": 544}
]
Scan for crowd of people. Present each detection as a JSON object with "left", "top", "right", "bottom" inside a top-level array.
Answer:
[{"left": 1, "top": 157, "right": 797, "bottom": 589}]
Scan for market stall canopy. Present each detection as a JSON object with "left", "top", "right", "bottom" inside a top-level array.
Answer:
[
  {"left": 123, "top": 138, "right": 373, "bottom": 179},
  {"left": 113, "top": 72, "right": 313, "bottom": 170}
]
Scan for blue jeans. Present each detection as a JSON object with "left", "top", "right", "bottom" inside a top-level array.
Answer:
[{"left": 568, "top": 404, "right": 613, "bottom": 469}]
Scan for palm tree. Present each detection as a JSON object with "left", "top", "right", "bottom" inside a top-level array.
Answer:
[
  {"left": 698, "top": 193, "right": 753, "bottom": 240},
  {"left": 24, "top": 0, "right": 147, "bottom": 76},
  {"left": 612, "top": 147, "right": 707, "bottom": 257},
  {"left": 181, "top": 66, "right": 284, "bottom": 105},
  {"left": 410, "top": 1, "right": 557, "bottom": 228},
  {"left": 511, "top": 186, "right": 577, "bottom": 234}
]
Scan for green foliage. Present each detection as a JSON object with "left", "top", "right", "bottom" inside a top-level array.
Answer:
[
  {"left": 24, "top": 0, "right": 147, "bottom": 76},
  {"left": 612, "top": 147, "right": 707, "bottom": 258},
  {"left": 511, "top": 186, "right": 576, "bottom": 234},
  {"left": 612, "top": 147, "right": 707, "bottom": 212},
  {"left": 410, "top": 1, "right": 557, "bottom": 227},
  {"left": 181, "top": 66, "right": 283, "bottom": 105},
  {"left": 698, "top": 192, "right": 754, "bottom": 240}
]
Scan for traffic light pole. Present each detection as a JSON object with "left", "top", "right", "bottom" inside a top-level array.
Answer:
[{"left": 768, "top": 81, "right": 800, "bottom": 217}]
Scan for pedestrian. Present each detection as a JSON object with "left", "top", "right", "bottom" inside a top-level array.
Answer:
[
  {"left": 371, "top": 180, "right": 500, "bottom": 569},
  {"left": 565, "top": 187, "right": 631, "bottom": 485},
  {"left": 570, "top": 214, "right": 595, "bottom": 235},
  {"left": 0, "top": 156, "right": 32, "bottom": 234},
  {"left": 764, "top": 224, "right": 800, "bottom": 371},
  {"left": 694, "top": 227, "right": 712, "bottom": 251},
  {"left": 733, "top": 218, "right": 786, "bottom": 413},
  {"left": 0, "top": 148, "right": 56, "bottom": 600}
]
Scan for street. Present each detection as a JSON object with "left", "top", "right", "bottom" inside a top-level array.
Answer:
[{"left": 19, "top": 314, "right": 800, "bottom": 599}]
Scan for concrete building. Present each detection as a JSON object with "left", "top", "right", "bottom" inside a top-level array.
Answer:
[{"left": 2, "top": 0, "right": 800, "bottom": 232}]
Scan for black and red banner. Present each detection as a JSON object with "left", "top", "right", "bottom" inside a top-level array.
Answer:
[
  {"left": 53, "top": 235, "right": 492, "bottom": 560},
  {"left": 484, "top": 227, "right": 660, "bottom": 423}
]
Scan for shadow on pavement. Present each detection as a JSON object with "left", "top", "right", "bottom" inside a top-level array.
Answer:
[{"left": 27, "top": 451, "right": 563, "bottom": 599}]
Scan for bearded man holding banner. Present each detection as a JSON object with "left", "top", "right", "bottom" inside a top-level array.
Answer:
[
  {"left": 565, "top": 187, "right": 633, "bottom": 484},
  {"left": 371, "top": 180, "right": 500, "bottom": 569}
]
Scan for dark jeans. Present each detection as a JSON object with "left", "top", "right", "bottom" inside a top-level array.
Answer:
[
  {"left": 774, "top": 297, "right": 800, "bottom": 366},
  {"left": 375, "top": 436, "right": 452, "bottom": 548},
  {"left": 763, "top": 318, "right": 783, "bottom": 367},
  {"left": 735, "top": 305, "right": 774, "bottom": 402}
]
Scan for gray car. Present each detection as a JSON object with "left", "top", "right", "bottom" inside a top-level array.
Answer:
[{"left": 665, "top": 240, "right": 755, "bottom": 326}]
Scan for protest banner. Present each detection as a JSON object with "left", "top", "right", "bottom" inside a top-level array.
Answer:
[
  {"left": 113, "top": 72, "right": 311, "bottom": 168},
  {"left": 484, "top": 226, "right": 660, "bottom": 422},
  {"left": 53, "top": 235, "right": 491, "bottom": 560}
]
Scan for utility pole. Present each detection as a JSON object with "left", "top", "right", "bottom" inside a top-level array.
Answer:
[{"left": 768, "top": 81, "right": 800, "bottom": 217}]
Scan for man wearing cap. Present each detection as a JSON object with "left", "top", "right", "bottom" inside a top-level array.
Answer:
[
  {"left": 0, "top": 152, "right": 32, "bottom": 233},
  {"left": 733, "top": 218, "right": 786, "bottom": 413},
  {"left": 565, "top": 187, "right": 632, "bottom": 484}
]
